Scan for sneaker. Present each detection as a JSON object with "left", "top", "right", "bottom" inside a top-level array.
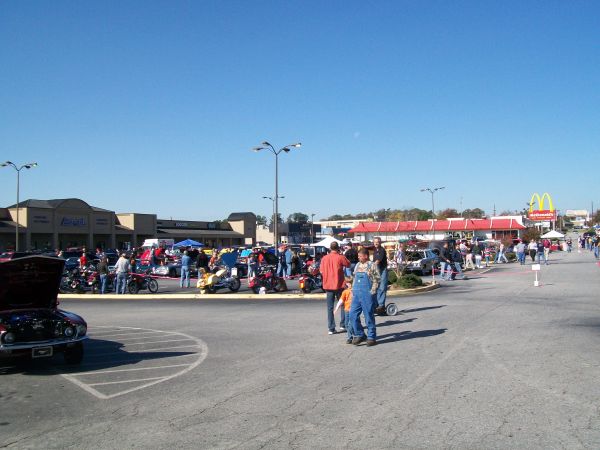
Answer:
[
  {"left": 366, "top": 339, "right": 377, "bottom": 347},
  {"left": 328, "top": 331, "right": 334, "bottom": 335},
  {"left": 339, "top": 327, "right": 346, "bottom": 331},
  {"left": 346, "top": 338, "right": 352, "bottom": 344},
  {"left": 352, "top": 336, "right": 366, "bottom": 345}
]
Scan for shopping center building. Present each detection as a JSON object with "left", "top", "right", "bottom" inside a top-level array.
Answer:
[{"left": 0, "top": 198, "right": 256, "bottom": 251}]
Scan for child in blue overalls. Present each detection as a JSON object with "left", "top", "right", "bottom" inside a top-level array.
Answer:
[{"left": 350, "top": 248, "right": 381, "bottom": 347}]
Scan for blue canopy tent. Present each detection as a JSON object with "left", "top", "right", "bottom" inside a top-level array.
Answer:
[{"left": 173, "top": 239, "right": 204, "bottom": 248}]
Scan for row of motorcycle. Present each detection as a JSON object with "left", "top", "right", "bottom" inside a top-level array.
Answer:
[
  {"left": 248, "top": 261, "right": 323, "bottom": 294},
  {"left": 59, "top": 266, "right": 159, "bottom": 294}
]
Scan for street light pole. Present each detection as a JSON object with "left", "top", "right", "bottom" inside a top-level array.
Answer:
[
  {"left": 310, "top": 213, "right": 316, "bottom": 243},
  {"left": 1, "top": 161, "right": 38, "bottom": 251},
  {"left": 262, "top": 196, "right": 284, "bottom": 245},
  {"left": 420, "top": 186, "right": 445, "bottom": 284},
  {"left": 253, "top": 141, "right": 301, "bottom": 246}
]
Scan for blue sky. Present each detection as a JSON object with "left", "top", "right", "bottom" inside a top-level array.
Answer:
[{"left": 1, "top": 1, "right": 598, "bottom": 221}]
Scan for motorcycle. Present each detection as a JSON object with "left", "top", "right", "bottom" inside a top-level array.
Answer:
[
  {"left": 298, "top": 262, "right": 323, "bottom": 293},
  {"left": 127, "top": 272, "right": 159, "bottom": 294},
  {"left": 248, "top": 265, "right": 286, "bottom": 294},
  {"left": 59, "top": 268, "right": 87, "bottom": 294},
  {"left": 197, "top": 266, "right": 241, "bottom": 294},
  {"left": 87, "top": 270, "right": 116, "bottom": 293}
]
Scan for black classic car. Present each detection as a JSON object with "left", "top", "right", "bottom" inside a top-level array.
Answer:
[{"left": 0, "top": 255, "right": 88, "bottom": 364}]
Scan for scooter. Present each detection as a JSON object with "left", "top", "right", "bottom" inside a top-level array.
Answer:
[
  {"left": 247, "top": 265, "right": 286, "bottom": 294},
  {"left": 298, "top": 263, "right": 323, "bottom": 293},
  {"left": 197, "top": 266, "right": 241, "bottom": 294}
]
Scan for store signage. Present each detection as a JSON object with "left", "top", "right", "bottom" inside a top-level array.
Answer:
[
  {"left": 528, "top": 192, "right": 557, "bottom": 221},
  {"left": 33, "top": 215, "right": 50, "bottom": 224},
  {"left": 175, "top": 222, "right": 189, "bottom": 228},
  {"left": 61, "top": 217, "right": 87, "bottom": 227}
]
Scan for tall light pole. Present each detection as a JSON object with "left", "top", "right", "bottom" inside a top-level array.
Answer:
[
  {"left": 1, "top": 161, "right": 38, "bottom": 251},
  {"left": 253, "top": 141, "right": 301, "bottom": 246},
  {"left": 421, "top": 186, "right": 445, "bottom": 221},
  {"left": 262, "top": 195, "right": 284, "bottom": 245},
  {"left": 310, "top": 213, "right": 316, "bottom": 243}
]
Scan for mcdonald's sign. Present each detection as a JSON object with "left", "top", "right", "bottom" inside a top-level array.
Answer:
[{"left": 528, "top": 192, "right": 557, "bottom": 221}]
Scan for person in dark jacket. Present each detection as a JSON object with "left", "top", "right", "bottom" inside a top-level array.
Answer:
[
  {"left": 451, "top": 244, "right": 465, "bottom": 280},
  {"left": 440, "top": 242, "right": 454, "bottom": 280},
  {"left": 97, "top": 256, "right": 110, "bottom": 294}
]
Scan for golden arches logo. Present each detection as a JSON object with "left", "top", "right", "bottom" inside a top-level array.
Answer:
[{"left": 529, "top": 192, "right": 554, "bottom": 212}]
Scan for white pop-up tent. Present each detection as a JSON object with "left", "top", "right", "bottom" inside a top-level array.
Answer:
[
  {"left": 540, "top": 230, "right": 565, "bottom": 239},
  {"left": 310, "top": 236, "right": 344, "bottom": 247}
]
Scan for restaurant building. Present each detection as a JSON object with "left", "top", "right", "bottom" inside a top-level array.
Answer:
[
  {"left": 0, "top": 198, "right": 256, "bottom": 251},
  {"left": 348, "top": 216, "right": 526, "bottom": 242}
]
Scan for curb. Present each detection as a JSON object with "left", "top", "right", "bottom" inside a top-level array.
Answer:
[{"left": 58, "top": 282, "right": 440, "bottom": 301}]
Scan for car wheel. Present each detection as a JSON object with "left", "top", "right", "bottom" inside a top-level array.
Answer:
[
  {"left": 64, "top": 342, "right": 84, "bottom": 365},
  {"left": 147, "top": 278, "right": 159, "bottom": 293},
  {"left": 128, "top": 281, "right": 140, "bottom": 294},
  {"left": 229, "top": 278, "right": 241, "bottom": 292}
]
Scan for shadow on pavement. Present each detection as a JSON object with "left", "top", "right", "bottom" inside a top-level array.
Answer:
[
  {"left": 377, "top": 318, "right": 417, "bottom": 327},
  {"left": 400, "top": 305, "right": 446, "bottom": 314},
  {"left": 0, "top": 338, "right": 197, "bottom": 375},
  {"left": 377, "top": 328, "right": 447, "bottom": 345}
]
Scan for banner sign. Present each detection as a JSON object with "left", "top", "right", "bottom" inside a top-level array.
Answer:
[{"left": 528, "top": 193, "right": 556, "bottom": 221}]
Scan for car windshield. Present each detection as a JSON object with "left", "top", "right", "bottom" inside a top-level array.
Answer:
[{"left": 405, "top": 251, "right": 425, "bottom": 261}]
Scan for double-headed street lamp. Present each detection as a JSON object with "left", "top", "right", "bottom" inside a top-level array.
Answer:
[
  {"left": 420, "top": 186, "right": 444, "bottom": 283},
  {"left": 262, "top": 195, "right": 285, "bottom": 245},
  {"left": 253, "top": 141, "right": 301, "bottom": 246},
  {"left": 420, "top": 186, "right": 445, "bottom": 220},
  {"left": 1, "top": 161, "right": 38, "bottom": 251}
]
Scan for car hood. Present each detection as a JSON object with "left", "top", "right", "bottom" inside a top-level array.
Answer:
[{"left": 0, "top": 255, "right": 64, "bottom": 311}]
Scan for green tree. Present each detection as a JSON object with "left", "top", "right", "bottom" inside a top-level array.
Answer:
[
  {"left": 437, "top": 208, "right": 459, "bottom": 220},
  {"left": 287, "top": 212, "right": 309, "bottom": 223},
  {"left": 462, "top": 208, "right": 485, "bottom": 219},
  {"left": 522, "top": 227, "right": 541, "bottom": 242},
  {"left": 256, "top": 215, "right": 267, "bottom": 226},
  {"left": 269, "top": 213, "right": 283, "bottom": 227}
]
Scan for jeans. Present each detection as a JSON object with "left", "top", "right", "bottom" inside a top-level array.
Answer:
[
  {"left": 495, "top": 251, "right": 508, "bottom": 263},
  {"left": 344, "top": 310, "right": 354, "bottom": 339},
  {"left": 537, "top": 251, "right": 548, "bottom": 265},
  {"left": 453, "top": 262, "right": 464, "bottom": 279},
  {"left": 277, "top": 263, "right": 287, "bottom": 278},
  {"left": 517, "top": 252, "right": 525, "bottom": 265},
  {"left": 180, "top": 266, "right": 190, "bottom": 287},
  {"left": 440, "top": 262, "right": 448, "bottom": 279},
  {"left": 248, "top": 264, "right": 257, "bottom": 278},
  {"left": 100, "top": 273, "right": 107, "bottom": 294},
  {"left": 474, "top": 255, "right": 482, "bottom": 268},
  {"left": 116, "top": 272, "right": 127, "bottom": 294},
  {"left": 285, "top": 263, "right": 292, "bottom": 277},
  {"left": 350, "top": 274, "right": 376, "bottom": 340},
  {"left": 594, "top": 246, "right": 600, "bottom": 259},
  {"left": 376, "top": 268, "right": 388, "bottom": 307},
  {"left": 326, "top": 289, "right": 343, "bottom": 332}
]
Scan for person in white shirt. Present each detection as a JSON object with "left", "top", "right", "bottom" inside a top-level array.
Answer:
[{"left": 114, "top": 253, "right": 131, "bottom": 294}]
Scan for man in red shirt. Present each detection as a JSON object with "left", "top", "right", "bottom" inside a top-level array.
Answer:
[{"left": 320, "top": 242, "right": 350, "bottom": 334}]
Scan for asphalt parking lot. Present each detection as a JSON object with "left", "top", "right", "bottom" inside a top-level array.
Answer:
[{"left": 3, "top": 248, "right": 600, "bottom": 449}]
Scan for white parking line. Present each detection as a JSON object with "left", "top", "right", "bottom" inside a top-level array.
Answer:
[
  {"left": 61, "top": 327, "right": 208, "bottom": 400},
  {"left": 88, "top": 376, "right": 165, "bottom": 387},
  {"left": 105, "top": 333, "right": 180, "bottom": 343},
  {"left": 66, "top": 363, "right": 191, "bottom": 376},
  {"left": 121, "top": 338, "right": 196, "bottom": 347},
  {"left": 138, "top": 344, "right": 202, "bottom": 352},
  {"left": 76, "top": 352, "right": 200, "bottom": 366},
  {"left": 89, "top": 331, "right": 166, "bottom": 339}
]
